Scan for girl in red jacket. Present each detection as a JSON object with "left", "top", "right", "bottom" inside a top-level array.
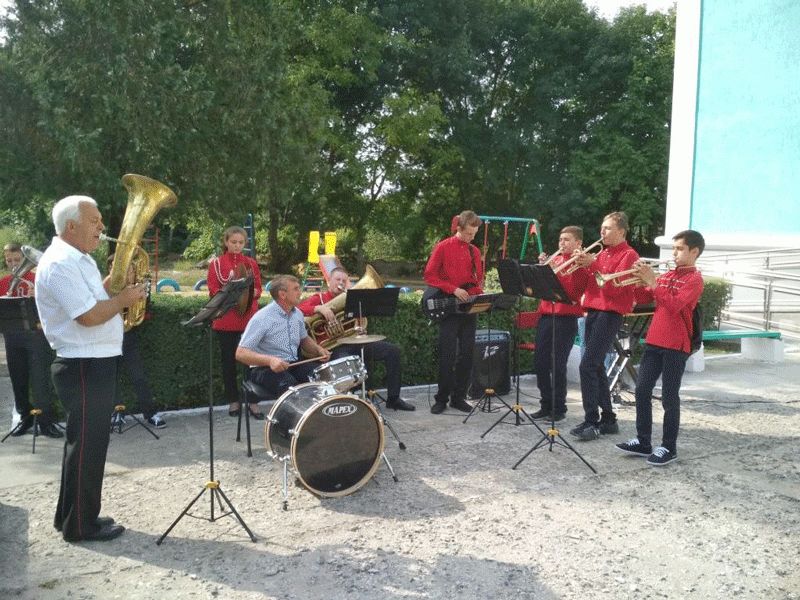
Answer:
[{"left": 207, "top": 226, "right": 262, "bottom": 418}]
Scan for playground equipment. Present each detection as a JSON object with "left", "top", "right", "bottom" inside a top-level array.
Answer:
[{"left": 302, "top": 231, "right": 339, "bottom": 290}]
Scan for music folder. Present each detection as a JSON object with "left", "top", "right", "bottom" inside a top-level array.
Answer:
[{"left": 343, "top": 288, "right": 400, "bottom": 319}]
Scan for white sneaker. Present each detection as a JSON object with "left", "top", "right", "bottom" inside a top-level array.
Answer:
[{"left": 146, "top": 414, "right": 167, "bottom": 429}]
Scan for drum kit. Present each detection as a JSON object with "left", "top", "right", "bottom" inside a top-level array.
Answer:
[{"left": 263, "top": 334, "right": 404, "bottom": 509}]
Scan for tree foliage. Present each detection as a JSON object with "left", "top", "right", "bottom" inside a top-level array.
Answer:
[{"left": 0, "top": 0, "right": 676, "bottom": 265}]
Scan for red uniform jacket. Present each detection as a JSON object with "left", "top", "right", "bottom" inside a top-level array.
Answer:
[
  {"left": 0, "top": 272, "right": 35, "bottom": 297},
  {"left": 581, "top": 241, "right": 640, "bottom": 315},
  {"left": 638, "top": 267, "right": 704, "bottom": 354},
  {"left": 424, "top": 235, "right": 484, "bottom": 296},
  {"left": 537, "top": 255, "right": 588, "bottom": 317},
  {"left": 207, "top": 252, "right": 262, "bottom": 331}
]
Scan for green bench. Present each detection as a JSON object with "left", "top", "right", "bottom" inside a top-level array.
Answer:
[{"left": 702, "top": 330, "right": 782, "bottom": 341}]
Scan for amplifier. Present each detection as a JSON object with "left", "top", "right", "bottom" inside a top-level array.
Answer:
[{"left": 469, "top": 329, "right": 511, "bottom": 397}]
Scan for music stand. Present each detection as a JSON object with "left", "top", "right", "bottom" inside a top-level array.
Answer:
[
  {"left": 157, "top": 277, "right": 257, "bottom": 545},
  {"left": 0, "top": 297, "right": 62, "bottom": 453},
  {"left": 343, "top": 288, "right": 404, "bottom": 478},
  {"left": 461, "top": 292, "right": 517, "bottom": 423},
  {"left": 509, "top": 261, "right": 597, "bottom": 474}
]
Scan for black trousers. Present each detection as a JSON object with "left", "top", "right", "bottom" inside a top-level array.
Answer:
[
  {"left": 121, "top": 329, "right": 157, "bottom": 419},
  {"left": 434, "top": 314, "right": 477, "bottom": 403},
  {"left": 533, "top": 314, "right": 578, "bottom": 415},
  {"left": 579, "top": 310, "right": 622, "bottom": 424},
  {"left": 334, "top": 340, "right": 402, "bottom": 400},
  {"left": 635, "top": 344, "right": 689, "bottom": 453},
  {"left": 52, "top": 356, "right": 119, "bottom": 541},
  {"left": 250, "top": 361, "right": 320, "bottom": 399},
  {"left": 4, "top": 330, "right": 56, "bottom": 424},
  {"left": 215, "top": 330, "right": 243, "bottom": 404}
]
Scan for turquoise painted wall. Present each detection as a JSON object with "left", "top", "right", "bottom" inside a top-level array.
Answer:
[{"left": 691, "top": 0, "right": 800, "bottom": 234}]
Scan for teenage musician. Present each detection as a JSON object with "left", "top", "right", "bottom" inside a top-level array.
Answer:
[
  {"left": 570, "top": 212, "right": 639, "bottom": 441},
  {"left": 424, "top": 210, "right": 484, "bottom": 415},
  {"left": 616, "top": 230, "right": 705, "bottom": 466},
  {"left": 530, "top": 226, "right": 589, "bottom": 422}
]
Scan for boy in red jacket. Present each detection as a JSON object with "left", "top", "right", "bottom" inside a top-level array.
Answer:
[{"left": 616, "top": 230, "right": 705, "bottom": 466}]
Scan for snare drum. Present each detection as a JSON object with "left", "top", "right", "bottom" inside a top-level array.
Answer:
[
  {"left": 265, "top": 383, "right": 384, "bottom": 497},
  {"left": 311, "top": 355, "right": 367, "bottom": 393}
]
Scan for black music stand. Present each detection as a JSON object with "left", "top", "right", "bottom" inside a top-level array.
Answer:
[
  {"left": 462, "top": 293, "right": 517, "bottom": 423},
  {"left": 509, "top": 261, "right": 597, "bottom": 474},
  {"left": 0, "top": 297, "right": 63, "bottom": 453},
  {"left": 343, "top": 288, "right": 405, "bottom": 462},
  {"left": 157, "top": 276, "right": 257, "bottom": 545}
]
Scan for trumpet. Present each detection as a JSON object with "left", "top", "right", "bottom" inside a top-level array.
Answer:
[
  {"left": 541, "top": 248, "right": 562, "bottom": 266},
  {"left": 594, "top": 259, "right": 674, "bottom": 288},
  {"left": 551, "top": 238, "right": 603, "bottom": 275}
]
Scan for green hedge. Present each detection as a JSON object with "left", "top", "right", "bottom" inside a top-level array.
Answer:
[{"left": 124, "top": 279, "right": 730, "bottom": 413}]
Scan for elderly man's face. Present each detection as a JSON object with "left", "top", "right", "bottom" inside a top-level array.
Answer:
[{"left": 68, "top": 202, "right": 105, "bottom": 254}]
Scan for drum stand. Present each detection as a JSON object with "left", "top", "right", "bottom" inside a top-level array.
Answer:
[{"left": 158, "top": 279, "right": 256, "bottom": 544}]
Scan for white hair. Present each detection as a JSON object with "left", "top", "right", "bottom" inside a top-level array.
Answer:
[{"left": 52, "top": 195, "right": 97, "bottom": 235}]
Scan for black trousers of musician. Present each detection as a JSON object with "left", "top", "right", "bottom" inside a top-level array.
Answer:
[
  {"left": 579, "top": 309, "right": 623, "bottom": 425},
  {"left": 215, "top": 330, "right": 243, "bottom": 404},
  {"left": 434, "top": 314, "right": 477, "bottom": 403},
  {"left": 121, "top": 329, "right": 157, "bottom": 420},
  {"left": 334, "top": 340, "right": 402, "bottom": 400},
  {"left": 533, "top": 314, "right": 578, "bottom": 416},
  {"left": 634, "top": 344, "right": 689, "bottom": 453},
  {"left": 51, "top": 356, "right": 120, "bottom": 542},
  {"left": 5, "top": 330, "right": 56, "bottom": 425},
  {"left": 250, "top": 361, "right": 320, "bottom": 399}
]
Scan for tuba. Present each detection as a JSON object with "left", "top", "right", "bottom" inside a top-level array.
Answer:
[
  {"left": 105, "top": 174, "right": 178, "bottom": 330},
  {"left": 304, "top": 264, "right": 384, "bottom": 351},
  {"left": 7, "top": 245, "right": 43, "bottom": 296}
]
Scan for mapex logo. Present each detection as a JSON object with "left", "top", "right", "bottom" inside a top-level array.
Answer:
[{"left": 322, "top": 403, "right": 358, "bottom": 417}]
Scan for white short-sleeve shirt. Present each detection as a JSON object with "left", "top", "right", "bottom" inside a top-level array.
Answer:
[{"left": 35, "top": 236, "right": 123, "bottom": 358}]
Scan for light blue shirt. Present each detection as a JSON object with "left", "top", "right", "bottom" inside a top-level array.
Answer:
[
  {"left": 35, "top": 236, "right": 123, "bottom": 358},
  {"left": 238, "top": 300, "right": 307, "bottom": 362}
]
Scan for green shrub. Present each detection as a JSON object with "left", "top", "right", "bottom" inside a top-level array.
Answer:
[{"left": 698, "top": 277, "right": 732, "bottom": 330}]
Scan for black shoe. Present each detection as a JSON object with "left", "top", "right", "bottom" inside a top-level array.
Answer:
[
  {"left": 66, "top": 523, "right": 125, "bottom": 543},
  {"left": 569, "top": 421, "right": 600, "bottom": 441},
  {"left": 386, "top": 398, "right": 416, "bottom": 411},
  {"left": 615, "top": 438, "right": 652, "bottom": 457},
  {"left": 598, "top": 420, "right": 619, "bottom": 435},
  {"left": 430, "top": 401, "right": 447, "bottom": 415},
  {"left": 37, "top": 422, "right": 64, "bottom": 438},
  {"left": 55, "top": 516, "right": 115, "bottom": 533},
  {"left": 449, "top": 398, "right": 473, "bottom": 413},
  {"left": 531, "top": 409, "right": 563, "bottom": 421},
  {"left": 11, "top": 416, "right": 34, "bottom": 436},
  {"left": 248, "top": 405, "right": 266, "bottom": 420},
  {"left": 647, "top": 446, "right": 677, "bottom": 466},
  {"left": 229, "top": 403, "right": 241, "bottom": 417}
]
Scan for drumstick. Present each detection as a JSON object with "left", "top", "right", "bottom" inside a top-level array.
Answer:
[{"left": 289, "top": 355, "right": 327, "bottom": 367}]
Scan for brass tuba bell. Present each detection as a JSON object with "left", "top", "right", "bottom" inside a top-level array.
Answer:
[
  {"left": 105, "top": 174, "right": 178, "bottom": 331},
  {"left": 7, "top": 245, "right": 44, "bottom": 296}
]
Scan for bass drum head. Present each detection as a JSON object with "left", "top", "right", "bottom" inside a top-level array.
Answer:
[{"left": 266, "top": 384, "right": 385, "bottom": 498}]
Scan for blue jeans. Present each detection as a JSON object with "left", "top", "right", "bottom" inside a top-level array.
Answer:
[{"left": 635, "top": 344, "right": 689, "bottom": 453}]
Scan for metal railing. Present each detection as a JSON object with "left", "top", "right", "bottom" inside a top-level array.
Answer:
[{"left": 697, "top": 248, "right": 800, "bottom": 340}]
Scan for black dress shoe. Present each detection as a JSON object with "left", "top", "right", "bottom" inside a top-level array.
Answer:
[
  {"left": 67, "top": 523, "right": 125, "bottom": 542},
  {"left": 385, "top": 398, "right": 416, "bottom": 411},
  {"left": 430, "top": 401, "right": 447, "bottom": 415},
  {"left": 55, "top": 516, "right": 114, "bottom": 533},
  {"left": 248, "top": 405, "right": 266, "bottom": 420},
  {"left": 11, "top": 416, "right": 34, "bottom": 436},
  {"left": 228, "top": 404, "right": 241, "bottom": 417},
  {"left": 37, "top": 422, "right": 64, "bottom": 438},
  {"left": 449, "top": 398, "right": 473, "bottom": 413}
]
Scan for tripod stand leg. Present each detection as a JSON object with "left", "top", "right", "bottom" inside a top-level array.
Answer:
[
  {"left": 282, "top": 460, "right": 289, "bottom": 511},
  {"left": 126, "top": 413, "right": 160, "bottom": 440},
  {"left": 157, "top": 485, "right": 207, "bottom": 545},
  {"left": 213, "top": 485, "right": 257, "bottom": 542},
  {"left": 368, "top": 390, "right": 407, "bottom": 450}
]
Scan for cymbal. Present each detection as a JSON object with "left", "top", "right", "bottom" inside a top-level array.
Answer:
[{"left": 337, "top": 334, "right": 386, "bottom": 344}]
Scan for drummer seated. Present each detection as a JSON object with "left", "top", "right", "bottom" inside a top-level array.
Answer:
[
  {"left": 297, "top": 267, "right": 415, "bottom": 411},
  {"left": 236, "top": 275, "right": 331, "bottom": 405}
]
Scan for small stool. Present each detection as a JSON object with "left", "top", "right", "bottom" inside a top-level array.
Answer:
[{"left": 237, "top": 367, "right": 276, "bottom": 457}]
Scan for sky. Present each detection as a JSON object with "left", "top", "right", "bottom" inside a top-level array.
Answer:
[{"left": 586, "top": 0, "right": 676, "bottom": 19}]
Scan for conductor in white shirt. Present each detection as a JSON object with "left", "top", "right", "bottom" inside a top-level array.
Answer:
[{"left": 36, "top": 195, "right": 145, "bottom": 543}]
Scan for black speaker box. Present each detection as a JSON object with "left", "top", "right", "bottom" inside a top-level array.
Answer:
[{"left": 469, "top": 329, "right": 511, "bottom": 397}]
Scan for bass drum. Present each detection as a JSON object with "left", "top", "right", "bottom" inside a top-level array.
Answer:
[{"left": 265, "top": 383, "right": 385, "bottom": 498}]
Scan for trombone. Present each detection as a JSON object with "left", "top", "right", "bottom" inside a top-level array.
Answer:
[
  {"left": 551, "top": 238, "right": 603, "bottom": 276},
  {"left": 594, "top": 258, "right": 674, "bottom": 288}
]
